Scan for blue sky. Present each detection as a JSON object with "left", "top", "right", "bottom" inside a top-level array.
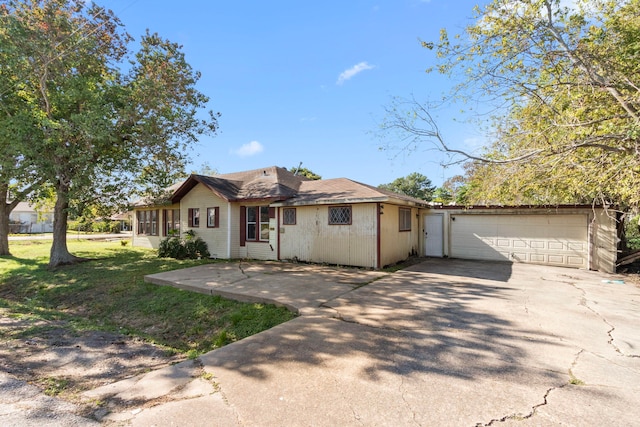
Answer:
[{"left": 100, "top": 0, "right": 490, "bottom": 187}]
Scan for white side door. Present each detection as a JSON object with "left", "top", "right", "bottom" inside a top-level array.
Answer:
[{"left": 425, "top": 214, "right": 444, "bottom": 257}]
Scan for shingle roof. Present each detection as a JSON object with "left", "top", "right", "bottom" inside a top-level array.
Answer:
[
  {"left": 166, "top": 166, "right": 427, "bottom": 207},
  {"left": 171, "top": 166, "right": 309, "bottom": 203},
  {"left": 280, "top": 178, "right": 429, "bottom": 207}
]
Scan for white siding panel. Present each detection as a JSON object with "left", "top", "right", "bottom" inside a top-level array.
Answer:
[
  {"left": 279, "top": 204, "right": 377, "bottom": 268},
  {"left": 450, "top": 214, "right": 589, "bottom": 268}
]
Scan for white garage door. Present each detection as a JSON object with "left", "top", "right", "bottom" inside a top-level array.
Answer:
[{"left": 450, "top": 214, "right": 589, "bottom": 268}]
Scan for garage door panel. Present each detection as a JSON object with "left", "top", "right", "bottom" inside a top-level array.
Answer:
[{"left": 450, "top": 214, "right": 588, "bottom": 268}]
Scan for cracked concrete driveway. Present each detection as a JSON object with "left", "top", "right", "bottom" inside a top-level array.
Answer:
[{"left": 96, "top": 259, "right": 640, "bottom": 425}]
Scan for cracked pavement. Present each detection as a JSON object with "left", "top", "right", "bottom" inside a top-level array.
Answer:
[
  {"left": 11, "top": 258, "right": 639, "bottom": 426},
  {"left": 133, "top": 258, "right": 640, "bottom": 426}
]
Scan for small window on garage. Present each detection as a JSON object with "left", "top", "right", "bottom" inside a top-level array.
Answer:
[
  {"left": 399, "top": 207, "right": 411, "bottom": 231},
  {"left": 329, "top": 206, "right": 351, "bottom": 225},
  {"left": 283, "top": 208, "right": 296, "bottom": 225}
]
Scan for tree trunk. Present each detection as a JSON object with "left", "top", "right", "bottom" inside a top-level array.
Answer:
[
  {"left": 0, "top": 199, "right": 11, "bottom": 256},
  {"left": 49, "top": 183, "right": 81, "bottom": 268},
  {"left": 0, "top": 184, "right": 19, "bottom": 257}
]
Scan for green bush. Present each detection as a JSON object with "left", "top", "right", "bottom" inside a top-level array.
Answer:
[
  {"left": 158, "top": 234, "right": 209, "bottom": 259},
  {"left": 185, "top": 237, "right": 210, "bottom": 259},
  {"left": 67, "top": 219, "right": 93, "bottom": 232},
  {"left": 623, "top": 215, "right": 640, "bottom": 251}
]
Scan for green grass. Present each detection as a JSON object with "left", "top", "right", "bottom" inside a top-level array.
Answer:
[{"left": 0, "top": 240, "right": 295, "bottom": 356}]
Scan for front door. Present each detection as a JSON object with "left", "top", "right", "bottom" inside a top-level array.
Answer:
[{"left": 425, "top": 214, "right": 444, "bottom": 257}]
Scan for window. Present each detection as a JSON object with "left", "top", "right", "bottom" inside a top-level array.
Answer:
[
  {"left": 207, "top": 207, "right": 219, "bottom": 228},
  {"left": 151, "top": 210, "right": 158, "bottom": 235},
  {"left": 163, "top": 209, "right": 180, "bottom": 236},
  {"left": 283, "top": 208, "right": 296, "bottom": 225},
  {"left": 246, "top": 206, "right": 270, "bottom": 241},
  {"left": 399, "top": 207, "right": 412, "bottom": 231},
  {"left": 329, "top": 206, "right": 351, "bottom": 225},
  {"left": 136, "top": 210, "right": 159, "bottom": 235},
  {"left": 188, "top": 208, "right": 200, "bottom": 227}
]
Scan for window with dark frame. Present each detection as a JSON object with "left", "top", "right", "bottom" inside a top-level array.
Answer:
[
  {"left": 188, "top": 208, "right": 200, "bottom": 227},
  {"left": 283, "top": 208, "right": 296, "bottom": 225},
  {"left": 207, "top": 207, "right": 219, "bottom": 228},
  {"left": 136, "top": 210, "right": 159, "bottom": 236},
  {"left": 328, "top": 206, "right": 351, "bottom": 225},
  {"left": 151, "top": 210, "right": 158, "bottom": 235},
  {"left": 399, "top": 207, "right": 412, "bottom": 231},
  {"left": 246, "top": 206, "right": 270, "bottom": 241},
  {"left": 164, "top": 208, "right": 180, "bottom": 236}
]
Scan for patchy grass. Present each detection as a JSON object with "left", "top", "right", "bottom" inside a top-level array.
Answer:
[{"left": 0, "top": 240, "right": 295, "bottom": 356}]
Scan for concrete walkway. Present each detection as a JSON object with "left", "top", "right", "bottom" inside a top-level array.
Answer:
[{"left": 79, "top": 259, "right": 640, "bottom": 426}]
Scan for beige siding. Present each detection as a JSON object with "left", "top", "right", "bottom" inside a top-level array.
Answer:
[
  {"left": 279, "top": 204, "right": 377, "bottom": 268},
  {"left": 591, "top": 209, "right": 618, "bottom": 274},
  {"left": 132, "top": 206, "right": 169, "bottom": 249},
  {"left": 132, "top": 234, "right": 161, "bottom": 249},
  {"left": 228, "top": 204, "right": 241, "bottom": 258},
  {"left": 379, "top": 205, "right": 421, "bottom": 267},
  {"left": 181, "top": 184, "right": 231, "bottom": 258}
]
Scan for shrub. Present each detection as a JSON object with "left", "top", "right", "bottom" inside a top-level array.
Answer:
[
  {"left": 185, "top": 237, "right": 210, "bottom": 259},
  {"left": 158, "top": 233, "right": 209, "bottom": 260},
  {"left": 625, "top": 215, "right": 640, "bottom": 250}
]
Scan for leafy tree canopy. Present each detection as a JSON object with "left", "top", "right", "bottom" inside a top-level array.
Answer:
[
  {"left": 381, "top": 0, "right": 640, "bottom": 209},
  {"left": 0, "top": 0, "right": 219, "bottom": 264},
  {"left": 379, "top": 172, "right": 436, "bottom": 201}
]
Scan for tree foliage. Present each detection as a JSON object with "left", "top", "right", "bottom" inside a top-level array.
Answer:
[
  {"left": 289, "top": 165, "right": 321, "bottom": 180},
  {"left": 382, "top": 0, "right": 640, "bottom": 209},
  {"left": 379, "top": 172, "right": 436, "bottom": 201},
  {"left": 0, "top": 0, "right": 218, "bottom": 265}
]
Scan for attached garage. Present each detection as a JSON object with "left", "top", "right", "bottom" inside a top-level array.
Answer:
[
  {"left": 423, "top": 206, "right": 619, "bottom": 273},
  {"left": 450, "top": 214, "right": 588, "bottom": 268}
]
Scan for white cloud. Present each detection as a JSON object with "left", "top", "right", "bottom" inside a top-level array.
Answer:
[
  {"left": 232, "top": 140, "right": 264, "bottom": 157},
  {"left": 336, "top": 62, "right": 375, "bottom": 85}
]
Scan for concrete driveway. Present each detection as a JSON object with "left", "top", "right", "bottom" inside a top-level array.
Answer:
[{"left": 91, "top": 259, "right": 640, "bottom": 426}]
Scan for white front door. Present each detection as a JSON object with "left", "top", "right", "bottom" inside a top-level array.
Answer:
[{"left": 425, "top": 214, "right": 444, "bottom": 257}]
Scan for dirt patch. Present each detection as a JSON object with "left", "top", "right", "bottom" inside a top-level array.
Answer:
[{"left": 0, "top": 316, "right": 186, "bottom": 418}]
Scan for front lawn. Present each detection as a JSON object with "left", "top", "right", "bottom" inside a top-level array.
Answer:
[{"left": 0, "top": 240, "right": 296, "bottom": 357}]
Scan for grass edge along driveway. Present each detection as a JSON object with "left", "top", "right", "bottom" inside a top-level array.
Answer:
[{"left": 0, "top": 240, "right": 296, "bottom": 359}]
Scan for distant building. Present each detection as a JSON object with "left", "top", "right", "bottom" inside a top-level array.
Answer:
[{"left": 9, "top": 202, "right": 54, "bottom": 234}]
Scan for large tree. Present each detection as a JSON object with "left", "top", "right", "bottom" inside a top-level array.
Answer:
[
  {"left": 381, "top": 0, "right": 640, "bottom": 208},
  {"left": 379, "top": 172, "right": 436, "bottom": 201},
  {"left": 0, "top": 2, "right": 45, "bottom": 255},
  {"left": 1, "top": 0, "right": 218, "bottom": 266}
]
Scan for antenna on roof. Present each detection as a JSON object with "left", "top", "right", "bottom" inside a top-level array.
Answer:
[{"left": 293, "top": 162, "right": 303, "bottom": 175}]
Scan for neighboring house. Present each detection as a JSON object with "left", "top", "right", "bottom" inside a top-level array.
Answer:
[
  {"left": 110, "top": 211, "right": 134, "bottom": 232},
  {"left": 9, "top": 202, "right": 54, "bottom": 234},
  {"left": 132, "top": 166, "right": 618, "bottom": 273}
]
